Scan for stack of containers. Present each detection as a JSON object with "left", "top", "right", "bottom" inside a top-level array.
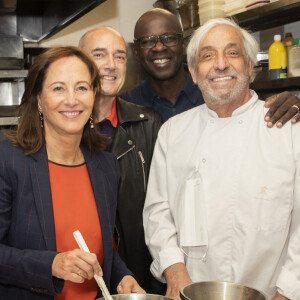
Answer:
[
  {"left": 198, "top": 0, "right": 225, "bottom": 25},
  {"left": 223, "top": 0, "right": 245, "bottom": 16}
]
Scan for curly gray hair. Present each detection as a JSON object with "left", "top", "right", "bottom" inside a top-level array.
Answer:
[{"left": 187, "top": 18, "right": 259, "bottom": 71}]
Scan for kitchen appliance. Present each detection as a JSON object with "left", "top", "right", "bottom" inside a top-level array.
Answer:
[
  {"left": 0, "top": 0, "right": 107, "bottom": 134},
  {"left": 97, "top": 294, "right": 174, "bottom": 300},
  {"left": 251, "top": 51, "right": 269, "bottom": 83},
  {"left": 153, "top": 0, "right": 199, "bottom": 30},
  {"left": 180, "top": 281, "right": 267, "bottom": 300},
  {"left": 0, "top": 35, "right": 26, "bottom": 131}
]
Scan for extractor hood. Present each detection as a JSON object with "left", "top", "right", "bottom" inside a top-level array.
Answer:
[
  {"left": 0, "top": 0, "right": 107, "bottom": 43},
  {"left": 0, "top": 0, "right": 107, "bottom": 123}
]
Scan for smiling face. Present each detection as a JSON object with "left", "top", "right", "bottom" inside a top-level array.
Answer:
[
  {"left": 38, "top": 56, "right": 94, "bottom": 141},
  {"left": 80, "top": 27, "right": 127, "bottom": 99},
  {"left": 190, "top": 25, "right": 254, "bottom": 109},
  {"left": 134, "top": 10, "right": 185, "bottom": 81}
]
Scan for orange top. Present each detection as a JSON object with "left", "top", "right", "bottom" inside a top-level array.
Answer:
[
  {"left": 106, "top": 98, "right": 118, "bottom": 128},
  {"left": 49, "top": 161, "right": 103, "bottom": 300}
]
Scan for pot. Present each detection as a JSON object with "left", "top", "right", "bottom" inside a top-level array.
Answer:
[
  {"left": 97, "top": 294, "right": 174, "bottom": 300},
  {"left": 180, "top": 281, "right": 267, "bottom": 300}
]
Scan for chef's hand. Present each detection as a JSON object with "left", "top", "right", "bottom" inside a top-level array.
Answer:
[
  {"left": 264, "top": 91, "right": 300, "bottom": 128},
  {"left": 117, "top": 275, "right": 146, "bottom": 294},
  {"left": 52, "top": 249, "right": 102, "bottom": 283},
  {"left": 164, "top": 263, "right": 192, "bottom": 300},
  {"left": 270, "top": 292, "right": 289, "bottom": 300}
]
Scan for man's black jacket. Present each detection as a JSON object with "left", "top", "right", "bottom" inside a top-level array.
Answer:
[{"left": 110, "top": 97, "right": 165, "bottom": 294}]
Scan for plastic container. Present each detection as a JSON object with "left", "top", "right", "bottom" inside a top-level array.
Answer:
[
  {"left": 198, "top": 0, "right": 225, "bottom": 25},
  {"left": 288, "top": 38, "right": 300, "bottom": 78},
  {"left": 284, "top": 32, "right": 293, "bottom": 70},
  {"left": 223, "top": 0, "right": 245, "bottom": 16},
  {"left": 268, "top": 34, "right": 287, "bottom": 79}
]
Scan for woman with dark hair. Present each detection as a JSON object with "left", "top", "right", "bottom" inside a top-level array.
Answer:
[{"left": 0, "top": 46, "right": 144, "bottom": 300}]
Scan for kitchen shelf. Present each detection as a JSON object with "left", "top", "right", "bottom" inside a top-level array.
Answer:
[
  {"left": 0, "top": 116, "right": 19, "bottom": 126},
  {"left": 183, "top": 0, "right": 300, "bottom": 38},
  {"left": 250, "top": 76, "right": 300, "bottom": 91},
  {"left": 0, "top": 69, "right": 28, "bottom": 79},
  {"left": 233, "top": 0, "right": 300, "bottom": 32}
]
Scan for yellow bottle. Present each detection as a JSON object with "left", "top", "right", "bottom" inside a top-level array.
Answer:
[{"left": 268, "top": 34, "right": 287, "bottom": 79}]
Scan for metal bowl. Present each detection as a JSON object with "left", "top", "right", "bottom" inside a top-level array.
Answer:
[
  {"left": 180, "top": 281, "right": 267, "bottom": 300},
  {"left": 97, "top": 294, "right": 174, "bottom": 300}
]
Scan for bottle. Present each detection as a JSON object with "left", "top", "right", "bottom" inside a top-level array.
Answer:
[
  {"left": 288, "top": 38, "right": 300, "bottom": 78},
  {"left": 268, "top": 34, "right": 287, "bottom": 79},
  {"left": 284, "top": 32, "right": 293, "bottom": 47},
  {"left": 284, "top": 32, "right": 293, "bottom": 66}
]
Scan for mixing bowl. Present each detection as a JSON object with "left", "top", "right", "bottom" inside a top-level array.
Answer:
[
  {"left": 97, "top": 294, "right": 174, "bottom": 300},
  {"left": 180, "top": 281, "right": 267, "bottom": 300}
]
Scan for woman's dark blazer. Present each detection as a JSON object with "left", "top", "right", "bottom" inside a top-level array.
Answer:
[{"left": 0, "top": 139, "right": 131, "bottom": 300}]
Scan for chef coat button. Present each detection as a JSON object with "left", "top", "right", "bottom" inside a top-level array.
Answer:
[
  {"left": 140, "top": 114, "right": 144, "bottom": 118},
  {"left": 128, "top": 140, "right": 133, "bottom": 145},
  {"left": 238, "top": 120, "right": 243, "bottom": 124},
  {"left": 202, "top": 158, "right": 206, "bottom": 163}
]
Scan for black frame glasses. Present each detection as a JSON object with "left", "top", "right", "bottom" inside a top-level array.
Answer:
[{"left": 134, "top": 33, "right": 183, "bottom": 49}]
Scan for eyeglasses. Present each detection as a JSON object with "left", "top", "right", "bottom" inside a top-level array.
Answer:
[{"left": 134, "top": 33, "right": 183, "bottom": 49}]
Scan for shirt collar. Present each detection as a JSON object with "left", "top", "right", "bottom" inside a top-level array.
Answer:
[
  {"left": 106, "top": 98, "right": 118, "bottom": 127},
  {"left": 142, "top": 80, "right": 157, "bottom": 104},
  {"left": 206, "top": 90, "right": 258, "bottom": 118},
  {"left": 142, "top": 64, "right": 198, "bottom": 104}
]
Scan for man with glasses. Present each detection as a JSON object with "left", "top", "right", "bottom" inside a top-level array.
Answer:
[
  {"left": 121, "top": 8, "right": 300, "bottom": 124},
  {"left": 121, "top": 8, "right": 199, "bottom": 122}
]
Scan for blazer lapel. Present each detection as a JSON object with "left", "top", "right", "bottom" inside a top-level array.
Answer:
[{"left": 29, "top": 146, "right": 57, "bottom": 251}]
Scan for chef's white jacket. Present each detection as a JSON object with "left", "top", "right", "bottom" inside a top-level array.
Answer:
[{"left": 143, "top": 91, "right": 300, "bottom": 299}]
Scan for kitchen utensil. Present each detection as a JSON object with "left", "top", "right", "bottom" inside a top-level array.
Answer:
[
  {"left": 180, "top": 281, "right": 267, "bottom": 300},
  {"left": 73, "top": 230, "right": 113, "bottom": 300},
  {"left": 97, "top": 293, "right": 174, "bottom": 300}
]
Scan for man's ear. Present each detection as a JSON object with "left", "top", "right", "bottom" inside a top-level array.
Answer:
[
  {"left": 248, "top": 61, "right": 254, "bottom": 77},
  {"left": 189, "top": 66, "right": 198, "bottom": 85}
]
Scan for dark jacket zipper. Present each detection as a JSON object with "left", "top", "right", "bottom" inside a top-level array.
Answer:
[
  {"left": 116, "top": 145, "right": 135, "bottom": 160},
  {"left": 138, "top": 151, "right": 146, "bottom": 192}
]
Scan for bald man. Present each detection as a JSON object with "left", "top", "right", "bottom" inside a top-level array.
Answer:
[
  {"left": 121, "top": 8, "right": 300, "bottom": 124},
  {"left": 79, "top": 27, "right": 165, "bottom": 294}
]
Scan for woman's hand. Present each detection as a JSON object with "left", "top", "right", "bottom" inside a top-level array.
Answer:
[
  {"left": 117, "top": 275, "right": 146, "bottom": 294},
  {"left": 52, "top": 249, "right": 102, "bottom": 283}
]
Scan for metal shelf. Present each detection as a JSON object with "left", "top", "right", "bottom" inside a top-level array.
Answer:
[
  {"left": 183, "top": 0, "right": 300, "bottom": 38},
  {"left": 250, "top": 76, "right": 300, "bottom": 91},
  {"left": 233, "top": 0, "right": 300, "bottom": 32},
  {"left": 0, "top": 116, "right": 19, "bottom": 126},
  {"left": 0, "top": 69, "right": 28, "bottom": 79}
]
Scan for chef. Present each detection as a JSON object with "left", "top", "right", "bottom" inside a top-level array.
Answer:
[{"left": 144, "top": 18, "right": 300, "bottom": 300}]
